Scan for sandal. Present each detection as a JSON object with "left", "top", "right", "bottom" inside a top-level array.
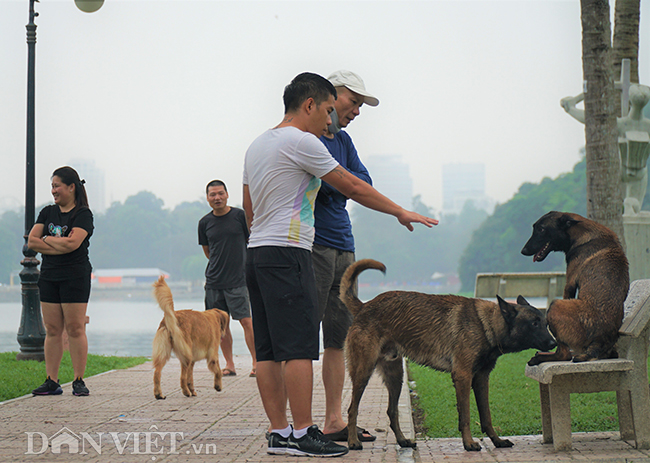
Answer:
[{"left": 222, "top": 368, "right": 237, "bottom": 376}]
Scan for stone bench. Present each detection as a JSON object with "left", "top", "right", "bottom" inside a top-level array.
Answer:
[{"left": 524, "top": 279, "right": 650, "bottom": 451}]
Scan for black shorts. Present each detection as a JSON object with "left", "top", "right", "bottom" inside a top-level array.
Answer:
[
  {"left": 38, "top": 275, "right": 91, "bottom": 304},
  {"left": 246, "top": 246, "right": 319, "bottom": 362}
]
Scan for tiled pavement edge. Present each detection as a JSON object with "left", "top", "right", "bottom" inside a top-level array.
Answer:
[{"left": 0, "top": 355, "right": 648, "bottom": 462}]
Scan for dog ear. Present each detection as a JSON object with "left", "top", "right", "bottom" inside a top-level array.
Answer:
[
  {"left": 557, "top": 215, "right": 577, "bottom": 230},
  {"left": 516, "top": 295, "right": 530, "bottom": 306},
  {"left": 497, "top": 295, "right": 517, "bottom": 325}
]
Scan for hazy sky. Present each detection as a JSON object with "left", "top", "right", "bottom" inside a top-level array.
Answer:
[{"left": 2, "top": 0, "right": 649, "bottom": 215}]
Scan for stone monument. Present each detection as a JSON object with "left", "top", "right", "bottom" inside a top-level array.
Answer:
[{"left": 560, "top": 60, "right": 650, "bottom": 281}]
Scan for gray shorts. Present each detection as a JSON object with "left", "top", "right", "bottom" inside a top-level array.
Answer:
[
  {"left": 204, "top": 285, "right": 251, "bottom": 320},
  {"left": 312, "top": 244, "right": 355, "bottom": 350}
]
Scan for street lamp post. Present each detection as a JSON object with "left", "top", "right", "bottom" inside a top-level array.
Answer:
[
  {"left": 16, "top": 0, "right": 104, "bottom": 361},
  {"left": 16, "top": 0, "right": 45, "bottom": 361}
]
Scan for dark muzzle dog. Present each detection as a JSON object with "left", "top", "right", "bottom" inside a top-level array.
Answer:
[
  {"left": 522, "top": 211, "right": 629, "bottom": 365},
  {"left": 340, "top": 259, "right": 556, "bottom": 451}
]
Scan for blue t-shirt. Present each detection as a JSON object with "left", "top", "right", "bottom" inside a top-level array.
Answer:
[{"left": 315, "top": 130, "right": 372, "bottom": 252}]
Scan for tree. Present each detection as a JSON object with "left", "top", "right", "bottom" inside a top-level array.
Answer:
[
  {"left": 580, "top": 0, "right": 625, "bottom": 242},
  {"left": 92, "top": 191, "right": 170, "bottom": 270},
  {"left": 166, "top": 200, "right": 207, "bottom": 281},
  {"left": 91, "top": 194, "right": 208, "bottom": 280},
  {"left": 612, "top": 0, "right": 640, "bottom": 99}
]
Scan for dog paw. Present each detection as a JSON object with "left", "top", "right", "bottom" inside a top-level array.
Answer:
[
  {"left": 398, "top": 439, "right": 417, "bottom": 448},
  {"left": 493, "top": 438, "right": 514, "bottom": 448},
  {"left": 527, "top": 356, "right": 541, "bottom": 366},
  {"left": 349, "top": 441, "right": 363, "bottom": 451},
  {"left": 463, "top": 441, "right": 482, "bottom": 451}
]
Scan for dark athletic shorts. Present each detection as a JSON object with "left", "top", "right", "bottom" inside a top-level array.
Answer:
[
  {"left": 38, "top": 275, "right": 92, "bottom": 304},
  {"left": 204, "top": 286, "right": 251, "bottom": 320},
  {"left": 312, "top": 244, "right": 355, "bottom": 350},
  {"left": 246, "top": 246, "right": 319, "bottom": 362}
]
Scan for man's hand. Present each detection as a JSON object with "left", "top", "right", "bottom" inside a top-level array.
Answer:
[{"left": 396, "top": 210, "right": 439, "bottom": 232}]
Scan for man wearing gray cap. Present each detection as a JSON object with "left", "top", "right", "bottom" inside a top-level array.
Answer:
[{"left": 314, "top": 70, "right": 379, "bottom": 442}]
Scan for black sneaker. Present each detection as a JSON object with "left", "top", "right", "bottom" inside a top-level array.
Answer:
[
  {"left": 267, "top": 430, "right": 290, "bottom": 455},
  {"left": 286, "top": 425, "right": 349, "bottom": 457},
  {"left": 72, "top": 378, "right": 90, "bottom": 396},
  {"left": 32, "top": 377, "right": 63, "bottom": 395}
]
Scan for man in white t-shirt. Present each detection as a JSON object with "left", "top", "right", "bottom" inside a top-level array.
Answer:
[{"left": 243, "top": 72, "right": 438, "bottom": 458}]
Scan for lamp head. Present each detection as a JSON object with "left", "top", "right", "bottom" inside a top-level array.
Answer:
[{"left": 74, "top": 0, "right": 104, "bottom": 13}]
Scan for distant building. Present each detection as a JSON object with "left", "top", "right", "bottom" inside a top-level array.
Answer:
[
  {"left": 363, "top": 155, "right": 413, "bottom": 209},
  {"left": 68, "top": 158, "right": 106, "bottom": 214},
  {"left": 442, "top": 163, "right": 494, "bottom": 215},
  {"left": 92, "top": 268, "right": 169, "bottom": 286}
]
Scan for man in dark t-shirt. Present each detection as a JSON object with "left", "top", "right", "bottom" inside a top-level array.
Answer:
[{"left": 198, "top": 180, "right": 256, "bottom": 377}]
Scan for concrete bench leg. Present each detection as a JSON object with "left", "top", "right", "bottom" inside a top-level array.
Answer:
[
  {"left": 539, "top": 383, "right": 553, "bottom": 444},
  {"left": 549, "top": 385, "right": 572, "bottom": 451},
  {"left": 630, "top": 384, "right": 650, "bottom": 448},
  {"left": 618, "top": 390, "right": 635, "bottom": 441}
]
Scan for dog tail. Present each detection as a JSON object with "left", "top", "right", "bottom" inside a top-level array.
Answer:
[
  {"left": 152, "top": 276, "right": 193, "bottom": 362},
  {"left": 340, "top": 259, "right": 386, "bottom": 316}
]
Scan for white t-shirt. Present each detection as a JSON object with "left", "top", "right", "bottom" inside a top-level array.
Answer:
[{"left": 243, "top": 126, "right": 339, "bottom": 250}]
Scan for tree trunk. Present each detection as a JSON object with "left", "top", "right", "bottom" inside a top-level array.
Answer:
[
  {"left": 581, "top": 0, "right": 625, "bottom": 243},
  {"left": 612, "top": 0, "right": 640, "bottom": 116}
]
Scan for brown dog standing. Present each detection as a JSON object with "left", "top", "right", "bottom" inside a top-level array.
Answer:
[
  {"left": 152, "top": 276, "right": 229, "bottom": 399},
  {"left": 522, "top": 211, "right": 629, "bottom": 365},
  {"left": 340, "top": 259, "right": 556, "bottom": 451}
]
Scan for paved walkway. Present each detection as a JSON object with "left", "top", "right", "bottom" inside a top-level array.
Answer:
[{"left": 1, "top": 355, "right": 649, "bottom": 462}]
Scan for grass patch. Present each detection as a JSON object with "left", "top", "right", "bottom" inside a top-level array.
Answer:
[
  {"left": 408, "top": 349, "right": 621, "bottom": 438},
  {"left": 0, "top": 352, "right": 148, "bottom": 402}
]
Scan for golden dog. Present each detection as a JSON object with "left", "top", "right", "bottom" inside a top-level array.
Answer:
[{"left": 152, "top": 276, "right": 229, "bottom": 399}]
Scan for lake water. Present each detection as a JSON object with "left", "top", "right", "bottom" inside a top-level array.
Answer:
[
  {"left": 0, "top": 299, "right": 253, "bottom": 357},
  {"left": 0, "top": 286, "right": 391, "bottom": 357}
]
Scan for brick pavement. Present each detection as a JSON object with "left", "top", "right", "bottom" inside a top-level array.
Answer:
[{"left": 1, "top": 355, "right": 649, "bottom": 462}]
